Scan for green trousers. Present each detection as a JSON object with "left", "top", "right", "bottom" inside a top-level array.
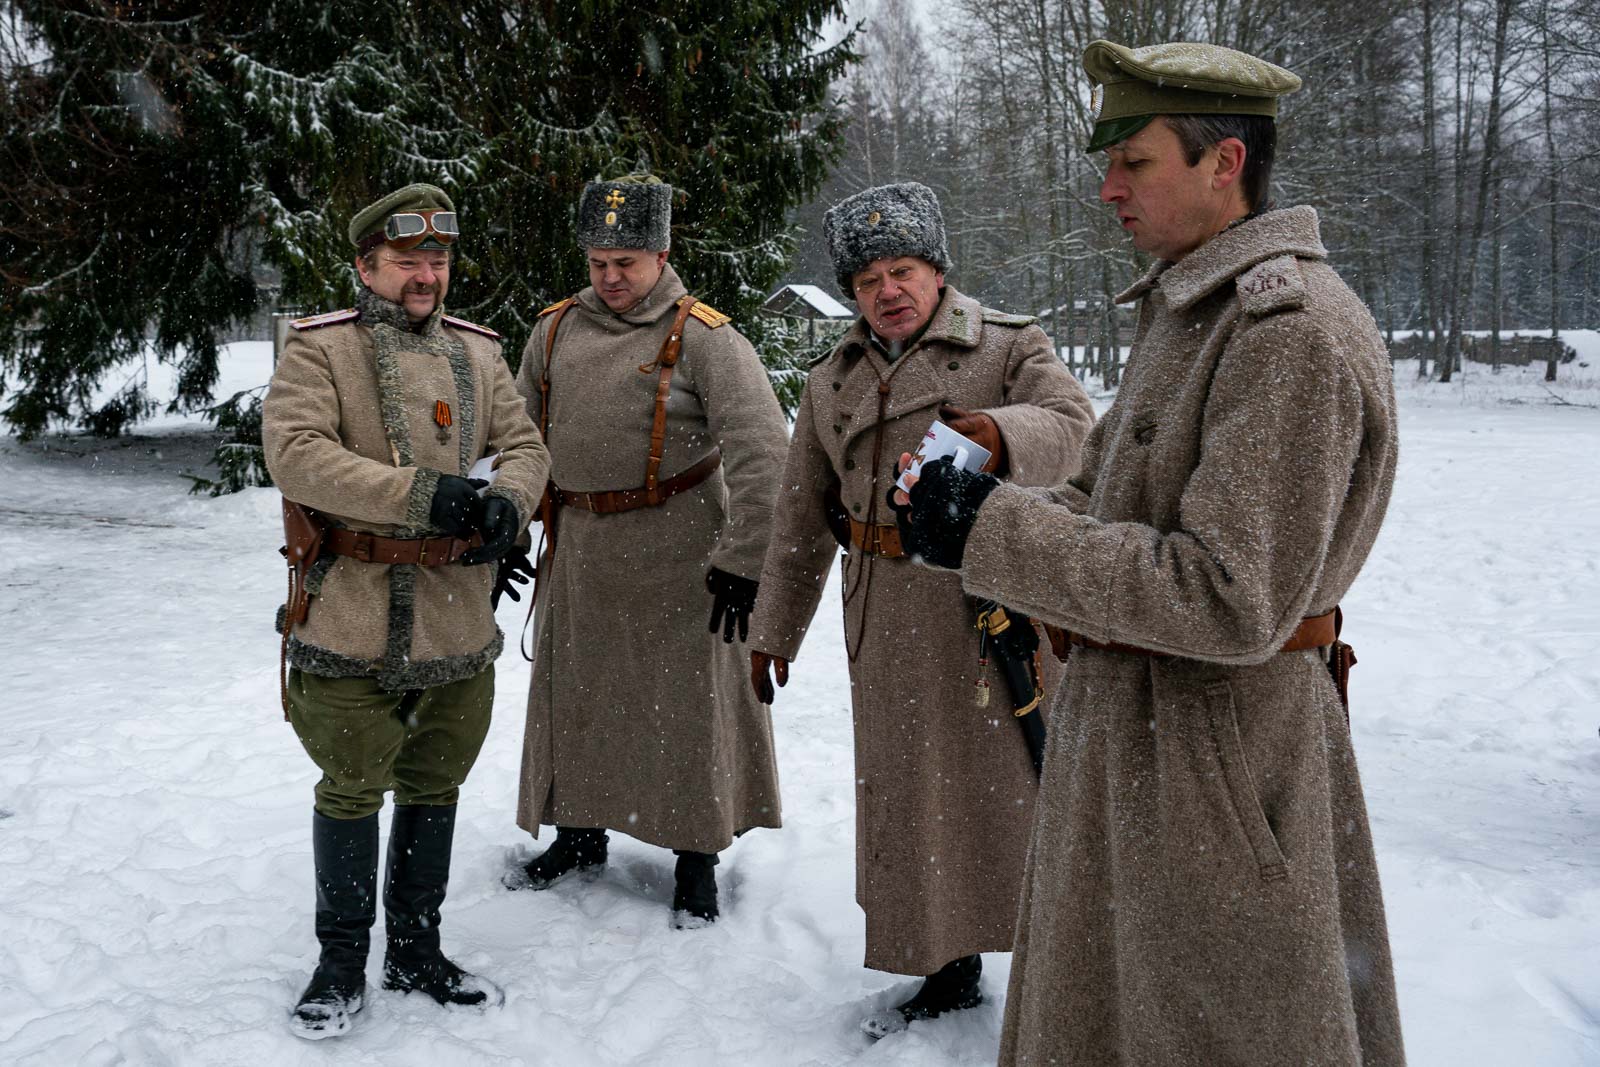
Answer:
[{"left": 288, "top": 666, "right": 494, "bottom": 820}]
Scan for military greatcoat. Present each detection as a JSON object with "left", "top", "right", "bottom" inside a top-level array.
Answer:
[
  {"left": 960, "top": 208, "right": 1406, "bottom": 1064},
  {"left": 747, "top": 284, "right": 1095, "bottom": 975},
  {"left": 513, "top": 264, "right": 789, "bottom": 854},
  {"left": 264, "top": 292, "right": 549, "bottom": 691}
]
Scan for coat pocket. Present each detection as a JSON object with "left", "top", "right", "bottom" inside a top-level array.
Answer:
[{"left": 1201, "top": 681, "right": 1288, "bottom": 882}]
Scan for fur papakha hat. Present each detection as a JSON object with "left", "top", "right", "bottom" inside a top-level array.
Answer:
[
  {"left": 823, "top": 182, "right": 951, "bottom": 297},
  {"left": 577, "top": 175, "right": 672, "bottom": 252},
  {"left": 348, "top": 183, "right": 455, "bottom": 249}
]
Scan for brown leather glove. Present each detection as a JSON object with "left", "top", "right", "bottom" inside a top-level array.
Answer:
[
  {"left": 750, "top": 651, "right": 790, "bottom": 705},
  {"left": 939, "top": 404, "right": 1005, "bottom": 474}
]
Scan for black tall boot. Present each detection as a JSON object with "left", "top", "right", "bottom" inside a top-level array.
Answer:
[
  {"left": 289, "top": 811, "right": 378, "bottom": 1040},
  {"left": 671, "top": 849, "right": 719, "bottom": 928},
  {"left": 506, "top": 826, "right": 609, "bottom": 890},
  {"left": 861, "top": 954, "right": 984, "bottom": 1039},
  {"left": 381, "top": 803, "right": 503, "bottom": 1007}
]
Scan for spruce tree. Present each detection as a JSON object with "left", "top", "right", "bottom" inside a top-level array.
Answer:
[{"left": 1, "top": 1, "right": 856, "bottom": 456}]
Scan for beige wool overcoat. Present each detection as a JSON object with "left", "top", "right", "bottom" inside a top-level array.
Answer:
[
  {"left": 263, "top": 293, "right": 549, "bottom": 691},
  {"left": 747, "top": 284, "right": 1095, "bottom": 975},
  {"left": 513, "top": 265, "right": 789, "bottom": 854},
  {"left": 959, "top": 208, "right": 1406, "bottom": 1064}
]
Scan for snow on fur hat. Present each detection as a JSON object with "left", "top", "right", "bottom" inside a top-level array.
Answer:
[
  {"left": 577, "top": 174, "right": 672, "bottom": 252},
  {"left": 823, "top": 182, "right": 951, "bottom": 297}
]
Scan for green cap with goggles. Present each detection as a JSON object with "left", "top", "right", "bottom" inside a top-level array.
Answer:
[
  {"left": 1082, "top": 40, "right": 1301, "bottom": 153},
  {"left": 349, "top": 183, "right": 459, "bottom": 254}
]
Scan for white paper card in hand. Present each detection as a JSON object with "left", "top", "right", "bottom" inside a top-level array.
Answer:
[
  {"left": 469, "top": 452, "right": 501, "bottom": 496},
  {"left": 896, "top": 420, "right": 991, "bottom": 493}
]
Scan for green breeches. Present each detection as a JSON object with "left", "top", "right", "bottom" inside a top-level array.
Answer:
[{"left": 287, "top": 666, "right": 494, "bottom": 820}]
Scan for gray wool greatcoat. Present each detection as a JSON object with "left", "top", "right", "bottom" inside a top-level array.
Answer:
[
  {"left": 263, "top": 296, "right": 549, "bottom": 691},
  {"left": 513, "top": 264, "right": 789, "bottom": 854},
  {"left": 747, "top": 284, "right": 1096, "bottom": 976},
  {"left": 958, "top": 208, "right": 1406, "bottom": 1064}
]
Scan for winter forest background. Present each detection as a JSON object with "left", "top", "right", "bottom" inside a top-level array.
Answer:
[{"left": 5, "top": 0, "right": 1600, "bottom": 465}]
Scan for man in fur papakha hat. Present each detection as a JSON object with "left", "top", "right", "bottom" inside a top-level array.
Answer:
[
  {"left": 263, "top": 182, "right": 549, "bottom": 1039},
  {"left": 499, "top": 174, "right": 789, "bottom": 929},
  {"left": 745, "top": 180, "right": 1095, "bottom": 1038},
  {"left": 891, "top": 41, "right": 1406, "bottom": 1065}
]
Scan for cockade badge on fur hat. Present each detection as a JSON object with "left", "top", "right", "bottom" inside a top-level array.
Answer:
[
  {"left": 578, "top": 174, "right": 672, "bottom": 252},
  {"left": 1082, "top": 40, "right": 1301, "bottom": 153},
  {"left": 824, "top": 182, "right": 952, "bottom": 297}
]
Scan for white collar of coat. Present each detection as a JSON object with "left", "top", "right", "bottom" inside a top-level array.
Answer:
[{"left": 1114, "top": 205, "right": 1327, "bottom": 311}]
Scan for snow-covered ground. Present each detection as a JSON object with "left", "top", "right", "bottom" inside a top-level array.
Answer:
[{"left": 1, "top": 344, "right": 1597, "bottom": 1065}]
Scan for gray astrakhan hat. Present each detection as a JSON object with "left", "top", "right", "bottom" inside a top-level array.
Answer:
[
  {"left": 1082, "top": 40, "right": 1301, "bottom": 152},
  {"left": 823, "top": 181, "right": 951, "bottom": 297},
  {"left": 577, "top": 175, "right": 672, "bottom": 252}
]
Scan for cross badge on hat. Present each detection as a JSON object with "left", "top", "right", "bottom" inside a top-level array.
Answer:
[{"left": 605, "top": 188, "right": 626, "bottom": 227}]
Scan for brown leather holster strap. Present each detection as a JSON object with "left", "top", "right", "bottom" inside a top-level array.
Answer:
[
  {"left": 1053, "top": 609, "right": 1340, "bottom": 658},
  {"left": 643, "top": 297, "right": 699, "bottom": 492},
  {"left": 848, "top": 516, "right": 905, "bottom": 558},
  {"left": 322, "top": 527, "right": 483, "bottom": 566},
  {"left": 279, "top": 497, "right": 327, "bottom": 721},
  {"left": 556, "top": 449, "right": 722, "bottom": 513}
]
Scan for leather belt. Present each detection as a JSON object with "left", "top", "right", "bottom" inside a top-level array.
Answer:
[
  {"left": 322, "top": 527, "right": 482, "bottom": 566},
  {"left": 848, "top": 516, "right": 905, "bottom": 558},
  {"left": 1052, "top": 609, "right": 1339, "bottom": 659},
  {"left": 555, "top": 449, "right": 722, "bottom": 514}
]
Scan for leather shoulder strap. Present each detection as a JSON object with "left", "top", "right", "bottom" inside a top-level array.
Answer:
[
  {"left": 644, "top": 296, "right": 699, "bottom": 492},
  {"left": 539, "top": 297, "right": 576, "bottom": 439}
]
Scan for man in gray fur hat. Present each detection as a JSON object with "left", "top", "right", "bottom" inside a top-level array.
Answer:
[
  {"left": 746, "top": 181, "right": 1095, "bottom": 1037},
  {"left": 263, "top": 182, "right": 549, "bottom": 1038},
  {"left": 891, "top": 41, "right": 1406, "bottom": 1064},
  {"left": 502, "top": 175, "right": 790, "bottom": 929}
]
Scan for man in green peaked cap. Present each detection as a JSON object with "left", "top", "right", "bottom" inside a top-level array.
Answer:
[
  {"left": 262, "top": 182, "right": 549, "bottom": 1039},
  {"left": 889, "top": 40, "right": 1406, "bottom": 1064}
]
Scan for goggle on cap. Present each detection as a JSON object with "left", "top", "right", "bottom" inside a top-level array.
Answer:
[
  {"left": 349, "top": 183, "right": 458, "bottom": 252},
  {"left": 1083, "top": 40, "right": 1301, "bottom": 153}
]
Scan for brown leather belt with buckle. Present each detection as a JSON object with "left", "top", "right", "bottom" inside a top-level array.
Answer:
[
  {"left": 555, "top": 449, "right": 722, "bottom": 515},
  {"left": 848, "top": 515, "right": 905, "bottom": 558},
  {"left": 1049, "top": 609, "right": 1339, "bottom": 659},
  {"left": 322, "top": 527, "right": 483, "bottom": 566}
]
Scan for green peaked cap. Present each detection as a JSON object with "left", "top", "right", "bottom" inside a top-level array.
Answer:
[
  {"left": 1082, "top": 40, "right": 1301, "bottom": 153},
  {"left": 348, "top": 183, "right": 456, "bottom": 248}
]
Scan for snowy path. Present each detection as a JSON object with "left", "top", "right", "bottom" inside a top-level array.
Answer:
[{"left": 2, "top": 379, "right": 1598, "bottom": 1065}]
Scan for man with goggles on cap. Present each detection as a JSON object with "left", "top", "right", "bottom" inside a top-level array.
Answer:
[{"left": 263, "top": 181, "right": 549, "bottom": 1039}]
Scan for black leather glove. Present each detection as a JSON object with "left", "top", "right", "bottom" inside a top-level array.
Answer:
[
  {"left": 706, "top": 567, "right": 759, "bottom": 644},
  {"left": 886, "top": 456, "right": 999, "bottom": 570},
  {"left": 490, "top": 546, "right": 536, "bottom": 608},
  {"left": 429, "top": 474, "right": 486, "bottom": 539},
  {"left": 462, "top": 495, "right": 520, "bottom": 565}
]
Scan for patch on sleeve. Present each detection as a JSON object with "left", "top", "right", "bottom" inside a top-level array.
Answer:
[
  {"left": 290, "top": 308, "right": 359, "bottom": 331},
  {"left": 1236, "top": 255, "right": 1307, "bottom": 317},
  {"left": 980, "top": 307, "right": 1039, "bottom": 327},
  {"left": 442, "top": 314, "right": 502, "bottom": 340},
  {"left": 538, "top": 297, "right": 575, "bottom": 318},
  {"left": 687, "top": 302, "right": 732, "bottom": 329}
]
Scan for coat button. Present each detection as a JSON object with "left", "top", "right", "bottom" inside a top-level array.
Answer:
[
  {"left": 951, "top": 307, "right": 965, "bottom": 316},
  {"left": 831, "top": 381, "right": 841, "bottom": 390},
  {"left": 834, "top": 424, "right": 843, "bottom": 434},
  {"left": 852, "top": 502, "right": 861, "bottom": 514},
  {"left": 845, "top": 459, "right": 856, "bottom": 471},
  {"left": 948, "top": 361, "right": 960, "bottom": 371}
]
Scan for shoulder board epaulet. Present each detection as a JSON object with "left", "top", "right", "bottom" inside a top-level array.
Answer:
[
  {"left": 686, "top": 301, "right": 732, "bottom": 329},
  {"left": 442, "top": 314, "right": 502, "bottom": 340},
  {"left": 538, "top": 297, "right": 576, "bottom": 318},
  {"left": 290, "top": 308, "right": 360, "bottom": 331},
  {"left": 1236, "top": 255, "right": 1308, "bottom": 318},
  {"left": 980, "top": 307, "right": 1038, "bottom": 328}
]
